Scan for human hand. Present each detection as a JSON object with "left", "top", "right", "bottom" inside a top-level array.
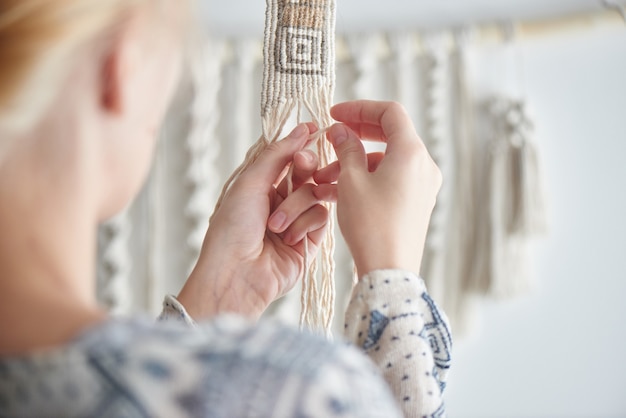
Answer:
[
  {"left": 314, "top": 101, "right": 442, "bottom": 278},
  {"left": 178, "top": 124, "right": 333, "bottom": 320}
]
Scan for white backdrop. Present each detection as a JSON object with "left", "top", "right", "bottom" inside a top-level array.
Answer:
[{"left": 96, "top": 20, "right": 626, "bottom": 418}]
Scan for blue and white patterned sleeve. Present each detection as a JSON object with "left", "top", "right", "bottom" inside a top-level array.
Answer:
[
  {"left": 344, "top": 269, "right": 453, "bottom": 418},
  {"left": 157, "top": 294, "right": 196, "bottom": 326},
  {"left": 155, "top": 295, "right": 404, "bottom": 417}
]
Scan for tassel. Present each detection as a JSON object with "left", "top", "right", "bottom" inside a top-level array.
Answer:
[
  {"left": 483, "top": 98, "right": 547, "bottom": 298},
  {"left": 504, "top": 101, "right": 547, "bottom": 236}
]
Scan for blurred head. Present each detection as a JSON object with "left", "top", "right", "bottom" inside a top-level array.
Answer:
[{"left": 0, "top": 0, "right": 188, "bottom": 219}]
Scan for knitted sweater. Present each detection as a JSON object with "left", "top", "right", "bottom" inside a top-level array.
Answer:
[{"left": 0, "top": 270, "right": 451, "bottom": 417}]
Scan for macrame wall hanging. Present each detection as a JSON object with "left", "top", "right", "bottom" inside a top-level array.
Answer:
[
  {"left": 467, "top": 26, "right": 547, "bottom": 301},
  {"left": 212, "top": 0, "right": 337, "bottom": 335},
  {"left": 469, "top": 98, "right": 546, "bottom": 298}
]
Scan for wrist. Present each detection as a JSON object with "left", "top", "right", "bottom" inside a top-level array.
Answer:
[
  {"left": 353, "top": 250, "right": 422, "bottom": 280},
  {"left": 177, "top": 260, "right": 265, "bottom": 321}
]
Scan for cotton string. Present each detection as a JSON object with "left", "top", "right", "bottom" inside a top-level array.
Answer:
[{"left": 211, "top": 0, "right": 337, "bottom": 337}]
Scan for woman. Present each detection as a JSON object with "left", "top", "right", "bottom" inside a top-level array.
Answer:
[{"left": 0, "top": 1, "right": 450, "bottom": 417}]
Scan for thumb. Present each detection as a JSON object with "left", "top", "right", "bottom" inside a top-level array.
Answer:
[
  {"left": 243, "top": 124, "right": 310, "bottom": 188},
  {"left": 328, "top": 123, "right": 367, "bottom": 172}
]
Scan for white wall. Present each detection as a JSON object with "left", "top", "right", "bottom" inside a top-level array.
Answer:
[{"left": 445, "top": 26, "right": 626, "bottom": 417}]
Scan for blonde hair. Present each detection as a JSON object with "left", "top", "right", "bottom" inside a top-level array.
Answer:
[{"left": 0, "top": 0, "right": 151, "bottom": 136}]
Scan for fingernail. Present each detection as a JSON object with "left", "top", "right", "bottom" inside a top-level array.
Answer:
[
  {"left": 299, "top": 150, "right": 314, "bottom": 162},
  {"left": 330, "top": 124, "right": 348, "bottom": 146},
  {"left": 289, "top": 124, "right": 308, "bottom": 139},
  {"left": 269, "top": 211, "right": 287, "bottom": 231}
]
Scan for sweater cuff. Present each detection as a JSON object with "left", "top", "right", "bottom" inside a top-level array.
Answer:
[
  {"left": 345, "top": 270, "right": 426, "bottom": 346},
  {"left": 157, "top": 295, "right": 196, "bottom": 327}
]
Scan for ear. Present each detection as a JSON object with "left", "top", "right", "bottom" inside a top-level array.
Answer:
[{"left": 100, "top": 47, "right": 123, "bottom": 114}]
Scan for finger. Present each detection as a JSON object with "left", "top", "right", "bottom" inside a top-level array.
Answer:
[
  {"left": 306, "top": 224, "right": 327, "bottom": 250},
  {"left": 282, "top": 204, "right": 329, "bottom": 246},
  {"left": 272, "top": 122, "right": 318, "bottom": 196},
  {"left": 312, "top": 183, "right": 337, "bottom": 203},
  {"left": 268, "top": 183, "right": 320, "bottom": 234},
  {"left": 314, "top": 160, "right": 340, "bottom": 184},
  {"left": 242, "top": 123, "right": 310, "bottom": 192},
  {"left": 276, "top": 149, "right": 319, "bottom": 197},
  {"left": 290, "top": 224, "right": 328, "bottom": 260},
  {"left": 366, "top": 152, "right": 385, "bottom": 172},
  {"left": 326, "top": 123, "right": 367, "bottom": 173},
  {"left": 331, "top": 101, "right": 424, "bottom": 156},
  {"left": 341, "top": 122, "right": 387, "bottom": 142},
  {"left": 292, "top": 149, "right": 319, "bottom": 187},
  {"left": 314, "top": 151, "right": 384, "bottom": 184}
]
